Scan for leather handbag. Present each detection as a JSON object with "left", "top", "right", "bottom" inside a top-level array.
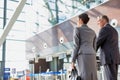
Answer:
[{"left": 69, "top": 67, "right": 81, "bottom": 80}]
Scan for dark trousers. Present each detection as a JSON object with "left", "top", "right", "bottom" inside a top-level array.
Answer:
[{"left": 104, "top": 64, "right": 118, "bottom": 80}]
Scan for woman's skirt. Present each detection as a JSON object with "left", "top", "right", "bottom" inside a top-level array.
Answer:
[{"left": 76, "top": 54, "right": 98, "bottom": 80}]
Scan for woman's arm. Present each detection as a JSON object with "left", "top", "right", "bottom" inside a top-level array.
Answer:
[{"left": 71, "top": 28, "right": 81, "bottom": 64}]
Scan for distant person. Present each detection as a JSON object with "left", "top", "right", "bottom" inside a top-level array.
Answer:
[
  {"left": 96, "top": 15, "right": 120, "bottom": 80},
  {"left": 71, "top": 13, "right": 98, "bottom": 80},
  {"left": 26, "top": 69, "right": 30, "bottom": 80},
  {"left": 26, "top": 76, "right": 30, "bottom": 80}
]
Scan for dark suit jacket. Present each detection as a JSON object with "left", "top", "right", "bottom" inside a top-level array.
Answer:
[{"left": 97, "top": 24, "right": 120, "bottom": 65}]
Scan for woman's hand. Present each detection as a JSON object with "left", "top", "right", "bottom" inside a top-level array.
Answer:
[{"left": 71, "top": 62, "right": 75, "bottom": 69}]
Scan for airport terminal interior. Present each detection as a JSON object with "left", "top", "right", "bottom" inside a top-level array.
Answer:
[{"left": 0, "top": 0, "right": 120, "bottom": 80}]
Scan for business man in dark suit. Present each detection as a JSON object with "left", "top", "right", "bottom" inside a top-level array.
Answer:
[{"left": 97, "top": 15, "right": 120, "bottom": 80}]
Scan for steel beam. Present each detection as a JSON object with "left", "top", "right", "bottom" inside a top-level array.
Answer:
[{"left": 0, "top": 0, "right": 27, "bottom": 47}]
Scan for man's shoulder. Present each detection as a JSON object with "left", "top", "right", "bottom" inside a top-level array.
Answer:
[
  {"left": 103, "top": 24, "right": 118, "bottom": 36},
  {"left": 106, "top": 24, "right": 114, "bottom": 29},
  {"left": 106, "top": 24, "right": 117, "bottom": 32},
  {"left": 101, "top": 24, "right": 110, "bottom": 31}
]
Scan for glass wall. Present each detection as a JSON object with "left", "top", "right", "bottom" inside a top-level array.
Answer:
[
  {"left": 25, "top": 0, "right": 108, "bottom": 36},
  {"left": 0, "top": 1, "right": 30, "bottom": 76},
  {"left": 0, "top": 0, "right": 109, "bottom": 78}
]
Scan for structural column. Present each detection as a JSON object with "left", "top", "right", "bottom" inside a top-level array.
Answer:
[{"left": 0, "top": 0, "right": 7, "bottom": 80}]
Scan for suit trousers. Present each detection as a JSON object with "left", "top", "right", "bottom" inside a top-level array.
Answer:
[{"left": 104, "top": 64, "right": 118, "bottom": 80}]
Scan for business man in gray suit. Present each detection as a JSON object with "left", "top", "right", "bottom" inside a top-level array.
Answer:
[
  {"left": 97, "top": 15, "right": 120, "bottom": 80},
  {"left": 71, "top": 13, "right": 98, "bottom": 80}
]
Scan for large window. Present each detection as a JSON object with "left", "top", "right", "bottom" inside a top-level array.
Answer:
[
  {"left": 25, "top": 0, "right": 108, "bottom": 35},
  {"left": 0, "top": 0, "right": 29, "bottom": 71},
  {"left": 0, "top": 0, "right": 4, "bottom": 28},
  {"left": 0, "top": 0, "right": 109, "bottom": 72},
  {"left": 5, "top": 40, "right": 28, "bottom": 70}
]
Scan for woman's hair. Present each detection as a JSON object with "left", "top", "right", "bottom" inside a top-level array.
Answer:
[{"left": 78, "top": 13, "right": 90, "bottom": 24}]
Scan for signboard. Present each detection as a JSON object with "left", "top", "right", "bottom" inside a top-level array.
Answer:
[
  {"left": 11, "top": 68, "right": 16, "bottom": 74},
  {"left": 59, "top": 53, "right": 66, "bottom": 59},
  {"left": 4, "top": 72, "right": 10, "bottom": 76},
  {"left": 46, "top": 56, "right": 53, "bottom": 62},
  {"left": 17, "top": 71, "right": 25, "bottom": 77},
  {"left": 4, "top": 68, "right": 10, "bottom": 71},
  {"left": 4, "top": 72, "right": 10, "bottom": 79}
]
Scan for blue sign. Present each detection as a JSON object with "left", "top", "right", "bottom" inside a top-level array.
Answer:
[
  {"left": 4, "top": 72, "right": 10, "bottom": 76},
  {"left": 4, "top": 72, "right": 10, "bottom": 80},
  {"left": 4, "top": 68, "right": 10, "bottom": 71}
]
